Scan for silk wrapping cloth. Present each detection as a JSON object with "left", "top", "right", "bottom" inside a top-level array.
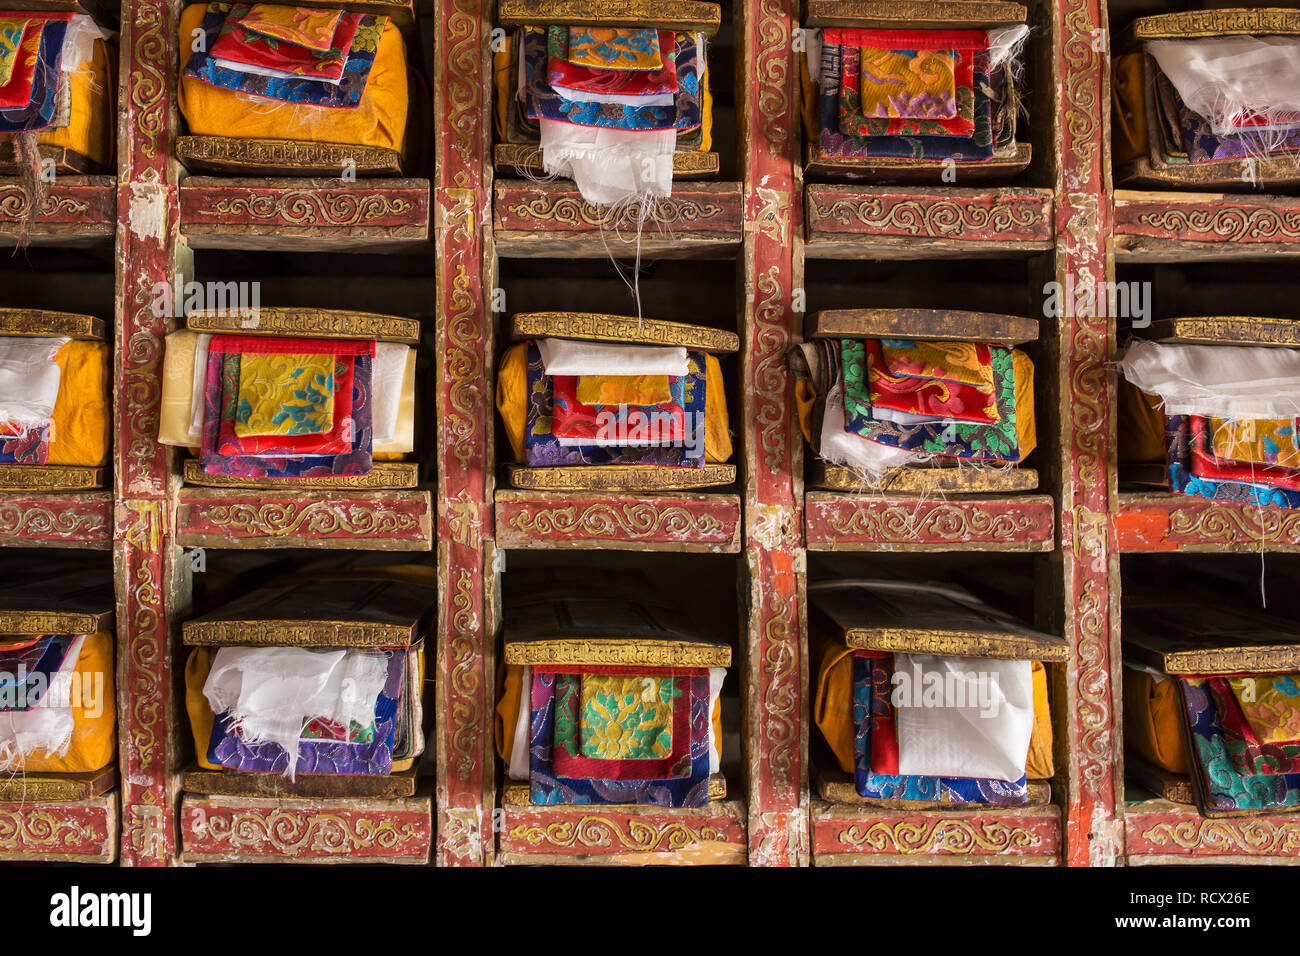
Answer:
[
  {"left": 177, "top": 2, "right": 408, "bottom": 153},
  {"left": 575, "top": 374, "right": 673, "bottom": 406},
  {"left": 839, "top": 45, "right": 973, "bottom": 136},
  {"left": 550, "top": 30, "right": 678, "bottom": 96},
  {"left": 1228, "top": 674, "right": 1300, "bottom": 745},
  {"left": 0, "top": 634, "right": 83, "bottom": 770},
  {"left": 1211, "top": 417, "right": 1300, "bottom": 468},
  {"left": 1147, "top": 36, "right": 1300, "bottom": 136},
  {"left": 1122, "top": 667, "right": 1190, "bottom": 775},
  {"left": 550, "top": 372, "right": 685, "bottom": 444},
  {"left": 566, "top": 26, "right": 662, "bottom": 70},
  {"left": 210, "top": 9, "right": 363, "bottom": 82},
  {"left": 1167, "top": 414, "right": 1300, "bottom": 509},
  {"left": 237, "top": 4, "right": 343, "bottom": 52},
  {"left": 536, "top": 338, "right": 687, "bottom": 377}
]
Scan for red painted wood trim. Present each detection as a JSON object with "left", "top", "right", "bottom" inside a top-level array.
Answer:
[
  {"left": 806, "top": 494, "right": 1056, "bottom": 551},
  {"left": 1115, "top": 495, "right": 1300, "bottom": 553},
  {"left": 805, "top": 185, "right": 1053, "bottom": 245},
  {"left": 0, "top": 492, "right": 112, "bottom": 547},
  {"left": 812, "top": 805, "right": 1061, "bottom": 861},
  {"left": 498, "top": 801, "right": 748, "bottom": 863},
  {"left": 495, "top": 491, "right": 742, "bottom": 551},
  {"left": 175, "top": 490, "right": 434, "bottom": 548},
  {"left": 0, "top": 797, "right": 118, "bottom": 863}
]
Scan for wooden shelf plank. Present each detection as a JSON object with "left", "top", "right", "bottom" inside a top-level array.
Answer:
[
  {"left": 0, "top": 491, "right": 112, "bottom": 548},
  {"left": 179, "top": 177, "right": 431, "bottom": 251},
  {"left": 0, "top": 176, "right": 114, "bottom": 245},
  {"left": 496, "top": 489, "right": 742, "bottom": 552},
  {"left": 1115, "top": 492, "right": 1300, "bottom": 553},
  {"left": 805, "top": 492, "right": 1055, "bottom": 551},
  {"left": 496, "top": 798, "right": 748, "bottom": 865},
  {"left": 494, "top": 180, "right": 743, "bottom": 258},
  {"left": 1125, "top": 799, "right": 1300, "bottom": 865},
  {"left": 0, "top": 794, "right": 117, "bottom": 863},
  {"left": 1115, "top": 191, "right": 1300, "bottom": 261},
  {"left": 175, "top": 488, "right": 433, "bottom": 550},
  {"left": 811, "top": 800, "right": 1061, "bottom": 865},
  {"left": 180, "top": 794, "right": 432, "bottom": 864},
  {"left": 805, "top": 185, "right": 1053, "bottom": 258},
  {"left": 497, "top": 0, "right": 721, "bottom": 34},
  {"left": 805, "top": 0, "right": 1026, "bottom": 28}
]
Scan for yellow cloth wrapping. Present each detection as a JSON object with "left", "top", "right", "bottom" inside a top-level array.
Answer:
[
  {"left": 495, "top": 663, "right": 722, "bottom": 764},
  {"left": 20, "top": 631, "right": 115, "bottom": 773},
  {"left": 158, "top": 330, "right": 201, "bottom": 449},
  {"left": 495, "top": 344, "right": 732, "bottom": 463},
  {"left": 1012, "top": 348, "right": 1036, "bottom": 463},
  {"left": 576, "top": 375, "right": 672, "bottom": 406},
  {"left": 795, "top": 379, "right": 816, "bottom": 446},
  {"left": 46, "top": 340, "right": 110, "bottom": 466},
  {"left": 1112, "top": 53, "right": 1149, "bottom": 168},
  {"left": 233, "top": 351, "right": 337, "bottom": 438},
  {"left": 0, "top": 39, "right": 115, "bottom": 167},
  {"left": 1119, "top": 380, "right": 1166, "bottom": 464},
  {"left": 374, "top": 346, "right": 416, "bottom": 456},
  {"left": 186, "top": 643, "right": 426, "bottom": 772},
  {"left": 177, "top": 3, "right": 409, "bottom": 155},
  {"left": 1124, "top": 669, "right": 1190, "bottom": 775},
  {"left": 813, "top": 636, "right": 1054, "bottom": 778}
]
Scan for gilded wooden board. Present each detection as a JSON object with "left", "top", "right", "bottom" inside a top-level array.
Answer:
[
  {"left": 811, "top": 800, "right": 1061, "bottom": 863},
  {"left": 505, "top": 638, "right": 731, "bottom": 667},
  {"left": 1143, "top": 316, "right": 1300, "bottom": 347},
  {"left": 1126, "top": 8, "right": 1300, "bottom": 42},
  {"left": 810, "top": 582, "right": 1069, "bottom": 660},
  {"left": 185, "top": 307, "right": 419, "bottom": 343},
  {"left": 497, "top": 798, "right": 748, "bottom": 864},
  {"left": 497, "top": 0, "right": 721, "bottom": 34},
  {"left": 503, "top": 774, "right": 727, "bottom": 806},
  {"left": 0, "top": 311, "right": 105, "bottom": 339},
  {"left": 1125, "top": 800, "right": 1300, "bottom": 863},
  {"left": 0, "top": 465, "right": 106, "bottom": 492},
  {"left": 176, "top": 136, "right": 403, "bottom": 177},
  {"left": 183, "top": 766, "right": 419, "bottom": 799},
  {"left": 494, "top": 143, "right": 721, "bottom": 181},
  {"left": 495, "top": 489, "right": 743, "bottom": 552},
  {"left": 1124, "top": 600, "right": 1300, "bottom": 675},
  {"left": 1115, "top": 492, "right": 1300, "bottom": 553},
  {"left": 180, "top": 794, "right": 432, "bottom": 864},
  {"left": 805, "top": 492, "right": 1056, "bottom": 552},
  {"left": 815, "top": 760, "right": 1051, "bottom": 808},
  {"left": 0, "top": 609, "right": 112, "bottom": 634},
  {"left": 512, "top": 312, "right": 739, "bottom": 352},
  {"left": 508, "top": 464, "right": 737, "bottom": 492},
  {"left": 806, "top": 308, "right": 1038, "bottom": 344},
  {"left": 0, "top": 794, "right": 117, "bottom": 863},
  {"left": 0, "top": 768, "right": 116, "bottom": 803},
  {"left": 1127, "top": 755, "right": 1194, "bottom": 806},
  {"left": 1114, "top": 191, "right": 1300, "bottom": 260},
  {"left": 806, "top": 144, "right": 1032, "bottom": 184},
  {"left": 1117, "top": 156, "right": 1300, "bottom": 192},
  {"left": 806, "top": 0, "right": 1026, "bottom": 27},
  {"left": 812, "top": 462, "right": 1039, "bottom": 494},
  {"left": 0, "top": 492, "right": 113, "bottom": 548},
  {"left": 182, "top": 459, "right": 420, "bottom": 491}
]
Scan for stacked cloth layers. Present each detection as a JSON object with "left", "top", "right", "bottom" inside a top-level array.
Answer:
[
  {"left": 1114, "top": 32, "right": 1300, "bottom": 169},
  {"left": 495, "top": 23, "right": 712, "bottom": 203},
  {"left": 1118, "top": 340, "right": 1300, "bottom": 509},
  {"left": 0, "top": 13, "right": 114, "bottom": 168},
  {"left": 791, "top": 337, "right": 1035, "bottom": 477},
  {"left": 186, "top": 644, "right": 425, "bottom": 780},
  {"left": 157, "top": 329, "right": 416, "bottom": 478},
  {"left": 0, "top": 334, "right": 110, "bottom": 467},
  {"left": 496, "top": 337, "right": 732, "bottom": 470},
  {"left": 0, "top": 631, "right": 116, "bottom": 774},
  {"left": 802, "top": 25, "right": 1028, "bottom": 166},
  {"left": 178, "top": 2, "right": 409, "bottom": 155}
]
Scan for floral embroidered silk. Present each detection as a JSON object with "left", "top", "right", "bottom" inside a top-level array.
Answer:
[
  {"left": 233, "top": 351, "right": 338, "bottom": 437},
  {"left": 550, "top": 372, "right": 685, "bottom": 443},
  {"left": 575, "top": 374, "right": 673, "bottom": 406},
  {"left": 238, "top": 4, "right": 343, "bottom": 52},
  {"left": 566, "top": 26, "right": 662, "bottom": 71},
  {"left": 0, "top": 19, "right": 29, "bottom": 89},
  {"left": 580, "top": 674, "right": 677, "bottom": 758},
  {"left": 1227, "top": 674, "right": 1300, "bottom": 746},
  {"left": 1210, "top": 417, "right": 1300, "bottom": 469},
  {"left": 865, "top": 339, "right": 999, "bottom": 424},
  {"left": 210, "top": 8, "right": 363, "bottom": 81},
  {"left": 548, "top": 30, "right": 679, "bottom": 96}
]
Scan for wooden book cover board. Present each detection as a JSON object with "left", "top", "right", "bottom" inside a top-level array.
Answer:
[
  {"left": 809, "top": 580, "right": 1068, "bottom": 661},
  {"left": 805, "top": 308, "right": 1038, "bottom": 344},
  {"left": 183, "top": 765, "right": 418, "bottom": 799},
  {"left": 1123, "top": 599, "right": 1300, "bottom": 675},
  {"left": 504, "top": 594, "right": 731, "bottom": 668},
  {"left": 183, "top": 578, "right": 436, "bottom": 647},
  {"left": 1124, "top": 8, "right": 1300, "bottom": 45},
  {"left": 1142, "top": 316, "right": 1300, "bottom": 348},
  {"left": 497, "top": 0, "right": 722, "bottom": 35},
  {"left": 0, "top": 465, "right": 106, "bottom": 492},
  {"left": 512, "top": 312, "right": 739, "bottom": 353},
  {"left": 503, "top": 773, "right": 727, "bottom": 806},
  {"left": 0, "top": 310, "right": 106, "bottom": 339},
  {"left": 182, "top": 459, "right": 420, "bottom": 490},
  {"left": 176, "top": 137, "right": 405, "bottom": 177},
  {"left": 507, "top": 463, "right": 735, "bottom": 493},
  {"left": 812, "top": 461, "right": 1039, "bottom": 494},
  {"left": 186, "top": 307, "right": 419, "bottom": 344},
  {"left": 805, "top": 0, "right": 1027, "bottom": 29},
  {"left": 0, "top": 567, "right": 114, "bottom": 634},
  {"left": 805, "top": 143, "right": 1032, "bottom": 184},
  {"left": 0, "top": 767, "right": 116, "bottom": 802}
]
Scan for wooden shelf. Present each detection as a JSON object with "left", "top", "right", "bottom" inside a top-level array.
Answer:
[
  {"left": 1115, "top": 190, "right": 1300, "bottom": 261},
  {"left": 805, "top": 185, "right": 1053, "bottom": 259},
  {"left": 0, "top": 794, "right": 118, "bottom": 863},
  {"left": 805, "top": 492, "right": 1055, "bottom": 551},
  {"left": 1114, "top": 492, "right": 1300, "bottom": 553},
  {"left": 493, "top": 180, "right": 743, "bottom": 258},
  {"left": 174, "top": 487, "right": 434, "bottom": 550},
  {"left": 1125, "top": 799, "right": 1300, "bottom": 865},
  {"left": 180, "top": 794, "right": 433, "bottom": 864},
  {"left": 805, "top": 0, "right": 1027, "bottom": 28},
  {"left": 496, "top": 489, "right": 742, "bottom": 552},
  {"left": 811, "top": 800, "right": 1061, "bottom": 865},
  {"left": 179, "top": 177, "right": 431, "bottom": 251},
  {"left": 496, "top": 796, "right": 748, "bottom": 865},
  {"left": 0, "top": 176, "right": 114, "bottom": 246},
  {"left": 0, "top": 491, "right": 112, "bottom": 548}
]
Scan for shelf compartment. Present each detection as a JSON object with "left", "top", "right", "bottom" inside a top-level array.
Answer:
[
  {"left": 180, "top": 794, "right": 433, "bottom": 864},
  {"left": 805, "top": 185, "right": 1053, "bottom": 259},
  {"left": 1115, "top": 492, "right": 1300, "bottom": 553},
  {"left": 494, "top": 180, "right": 743, "bottom": 258},
  {"left": 811, "top": 800, "right": 1061, "bottom": 865},
  {"left": 496, "top": 489, "right": 742, "bottom": 552},
  {"left": 806, "top": 492, "right": 1055, "bottom": 551},
  {"left": 175, "top": 487, "right": 434, "bottom": 550},
  {"left": 0, "top": 794, "right": 118, "bottom": 863},
  {"left": 0, "top": 491, "right": 112, "bottom": 548},
  {"left": 179, "top": 177, "right": 431, "bottom": 251},
  {"left": 1115, "top": 191, "right": 1300, "bottom": 261},
  {"left": 496, "top": 792, "right": 747, "bottom": 865},
  {"left": 176, "top": 137, "right": 404, "bottom": 178},
  {"left": 0, "top": 176, "right": 114, "bottom": 246},
  {"left": 1125, "top": 799, "right": 1300, "bottom": 865}
]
